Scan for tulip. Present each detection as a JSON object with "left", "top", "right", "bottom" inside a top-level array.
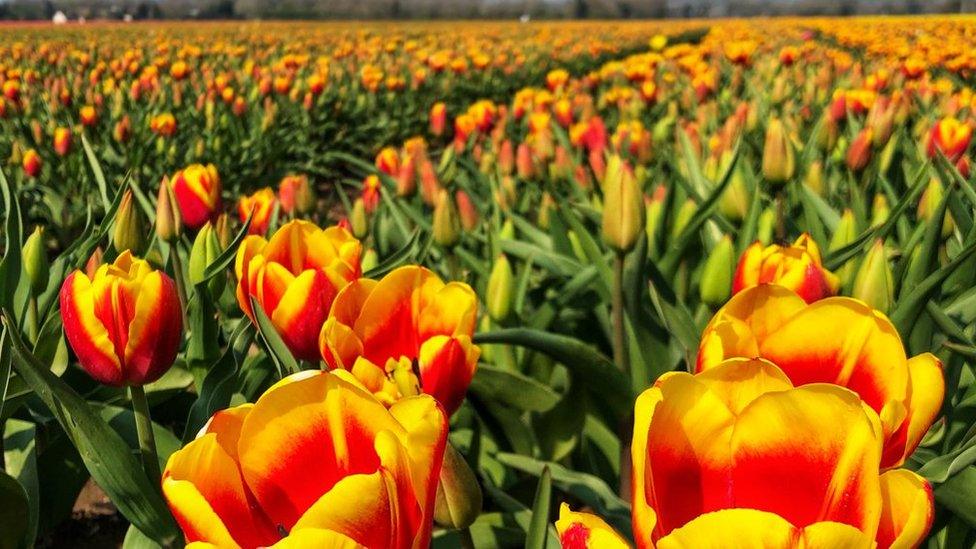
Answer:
[
  {"left": 927, "top": 116, "right": 972, "bottom": 162},
  {"left": 556, "top": 504, "right": 629, "bottom": 548},
  {"left": 162, "top": 370, "right": 447, "bottom": 548},
  {"left": 170, "top": 164, "right": 222, "bottom": 231},
  {"left": 601, "top": 155, "right": 645, "bottom": 253},
  {"left": 22, "top": 227, "right": 49, "bottom": 297},
  {"left": 237, "top": 187, "right": 276, "bottom": 236},
  {"left": 761, "top": 117, "right": 795, "bottom": 184},
  {"left": 732, "top": 233, "right": 839, "bottom": 303},
  {"left": 188, "top": 222, "right": 225, "bottom": 295},
  {"left": 697, "top": 284, "right": 945, "bottom": 468},
  {"left": 802, "top": 160, "right": 824, "bottom": 196},
  {"left": 156, "top": 177, "right": 182, "bottom": 243},
  {"left": 700, "top": 235, "right": 734, "bottom": 307},
  {"left": 486, "top": 254, "right": 514, "bottom": 322},
  {"left": 236, "top": 220, "right": 362, "bottom": 362},
  {"left": 150, "top": 112, "right": 177, "bottom": 137},
  {"left": 624, "top": 357, "right": 934, "bottom": 548},
  {"left": 319, "top": 266, "right": 479, "bottom": 416},
  {"left": 53, "top": 126, "right": 72, "bottom": 156},
  {"left": 278, "top": 174, "right": 314, "bottom": 216},
  {"left": 918, "top": 178, "right": 953, "bottom": 238},
  {"left": 349, "top": 198, "right": 369, "bottom": 239},
  {"left": 853, "top": 239, "right": 895, "bottom": 313},
  {"left": 112, "top": 190, "right": 146, "bottom": 255},
  {"left": 362, "top": 174, "right": 381, "bottom": 214},
  {"left": 432, "top": 190, "right": 461, "bottom": 248},
  {"left": 60, "top": 250, "right": 183, "bottom": 386},
  {"left": 830, "top": 209, "right": 859, "bottom": 284},
  {"left": 22, "top": 148, "right": 41, "bottom": 178},
  {"left": 455, "top": 189, "right": 479, "bottom": 232},
  {"left": 430, "top": 102, "right": 447, "bottom": 136},
  {"left": 375, "top": 147, "right": 400, "bottom": 176},
  {"left": 846, "top": 128, "right": 873, "bottom": 172}
]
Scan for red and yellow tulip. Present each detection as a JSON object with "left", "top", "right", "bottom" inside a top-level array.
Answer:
[
  {"left": 237, "top": 187, "right": 277, "bottom": 235},
  {"left": 732, "top": 233, "right": 839, "bottom": 304},
  {"left": 22, "top": 148, "right": 41, "bottom": 177},
  {"left": 927, "top": 116, "right": 972, "bottom": 162},
  {"left": 170, "top": 164, "right": 222, "bottom": 231},
  {"left": 163, "top": 370, "right": 447, "bottom": 548},
  {"left": 236, "top": 220, "right": 362, "bottom": 362},
  {"left": 697, "top": 284, "right": 944, "bottom": 468},
  {"left": 319, "top": 266, "right": 479, "bottom": 416},
  {"left": 59, "top": 250, "right": 183, "bottom": 387}
]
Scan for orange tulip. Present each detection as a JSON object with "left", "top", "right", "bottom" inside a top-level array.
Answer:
[
  {"left": 277, "top": 174, "right": 312, "bottom": 216},
  {"left": 53, "top": 126, "right": 71, "bottom": 156},
  {"left": 60, "top": 250, "right": 182, "bottom": 387},
  {"left": 375, "top": 146, "right": 400, "bottom": 176},
  {"left": 362, "top": 174, "right": 381, "bottom": 214},
  {"left": 927, "top": 116, "right": 972, "bottom": 162},
  {"left": 163, "top": 370, "right": 447, "bottom": 548},
  {"left": 558, "top": 359, "right": 933, "bottom": 548},
  {"left": 170, "top": 164, "right": 222, "bottom": 231},
  {"left": 319, "top": 266, "right": 479, "bottom": 416},
  {"left": 430, "top": 102, "right": 446, "bottom": 136},
  {"left": 237, "top": 187, "right": 277, "bottom": 235},
  {"left": 733, "top": 233, "right": 839, "bottom": 304},
  {"left": 22, "top": 148, "right": 41, "bottom": 177},
  {"left": 697, "top": 284, "right": 945, "bottom": 468},
  {"left": 236, "top": 220, "right": 361, "bottom": 362},
  {"left": 151, "top": 112, "right": 177, "bottom": 137}
]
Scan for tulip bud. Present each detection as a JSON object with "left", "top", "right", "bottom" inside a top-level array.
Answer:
[
  {"left": 455, "top": 190, "right": 479, "bottom": 232},
  {"left": 762, "top": 117, "right": 795, "bottom": 184},
  {"left": 700, "top": 235, "right": 734, "bottom": 307},
  {"left": 871, "top": 194, "right": 889, "bottom": 227},
  {"left": 852, "top": 239, "right": 894, "bottom": 313},
  {"left": 803, "top": 161, "right": 824, "bottom": 196},
  {"left": 432, "top": 190, "right": 461, "bottom": 248},
  {"left": 757, "top": 207, "right": 776, "bottom": 245},
  {"left": 22, "top": 227, "right": 49, "bottom": 297},
  {"left": 22, "top": 148, "right": 42, "bottom": 178},
  {"left": 112, "top": 190, "right": 145, "bottom": 255},
  {"left": 918, "top": 178, "right": 953, "bottom": 238},
  {"left": 434, "top": 443, "right": 483, "bottom": 530},
  {"left": 845, "top": 128, "right": 873, "bottom": 172},
  {"left": 156, "top": 176, "right": 182, "bottom": 242},
  {"left": 188, "top": 222, "right": 225, "bottom": 296},
  {"left": 601, "top": 156, "right": 645, "bottom": 253},
  {"left": 829, "top": 209, "right": 858, "bottom": 285},
  {"left": 85, "top": 247, "right": 103, "bottom": 280},
  {"left": 719, "top": 167, "right": 749, "bottom": 221},
  {"left": 361, "top": 248, "right": 378, "bottom": 273},
  {"left": 350, "top": 198, "right": 369, "bottom": 239},
  {"left": 538, "top": 192, "right": 554, "bottom": 230},
  {"left": 671, "top": 199, "right": 698, "bottom": 241},
  {"left": 486, "top": 254, "right": 514, "bottom": 322}
]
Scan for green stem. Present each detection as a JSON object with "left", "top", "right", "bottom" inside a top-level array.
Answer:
[
  {"left": 26, "top": 296, "right": 39, "bottom": 346},
  {"left": 459, "top": 527, "right": 476, "bottom": 549},
  {"left": 130, "top": 385, "right": 161, "bottom": 489},
  {"left": 611, "top": 252, "right": 629, "bottom": 377},
  {"left": 169, "top": 245, "right": 189, "bottom": 326},
  {"left": 775, "top": 189, "right": 786, "bottom": 242},
  {"left": 446, "top": 251, "right": 462, "bottom": 282}
]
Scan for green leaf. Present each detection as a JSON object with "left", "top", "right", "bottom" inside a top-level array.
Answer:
[
  {"left": 122, "top": 524, "right": 164, "bottom": 549},
  {"left": 201, "top": 211, "right": 253, "bottom": 284},
  {"left": 0, "top": 470, "right": 28, "bottom": 549},
  {"left": 0, "top": 316, "right": 180, "bottom": 544},
  {"left": 3, "top": 419, "right": 37, "bottom": 548},
  {"left": 890, "top": 241, "right": 976, "bottom": 335},
  {"left": 525, "top": 466, "right": 552, "bottom": 549},
  {"left": 364, "top": 228, "right": 423, "bottom": 279},
  {"left": 469, "top": 364, "right": 561, "bottom": 412},
  {"left": 250, "top": 298, "right": 300, "bottom": 378},
  {"left": 80, "top": 133, "right": 112, "bottom": 209},
  {"left": 935, "top": 466, "right": 976, "bottom": 528},
  {"left": 0, "top": 169, "right": 24, "bottom": 316},
  {"left": 474, "top": 329, "right": 630, "bottom": 418}
]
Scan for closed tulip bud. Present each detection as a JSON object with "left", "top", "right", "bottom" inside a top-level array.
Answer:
[
  {"left": 853, "top": 239, "right": 894, "bottom": 312},
  {"left": 538, "top": 192, "right": 554, "bottom": 230},
  {"left": 112, "top": 190, "right": 145, "bottom": 255},
  {"left": 671, "top": 198, "right": 698, "bottom": 241},
  {"left": 361, "top": 248, "right": 378, "bottom": 273},
  {"left": 757, "top": 207, "right": 776, "bottom": 245},
  {"left": 350, "top": 197, "right": 369, "bottom": 239},
  {"left": 700, "top": 235, "right": 734, "bottom": 307},
  {"left": 434, "top": 443, "right": 483, "bottom": 530},
  {"left": 719, "top": 168, "right": 749, "bottom": 221},
  {"left": 169, "top": 164, "right": 221, "bottom": 230},
  {"left": 188, "top": 222, "right": 225, "bottom": 295},
  {"left": 156, "top": 176, "right": 182, "bottom": 242},
  {"left": 22, "top": 227, "right": 49, "bottom": 297},
  {"left": 846, "top": 128, "right": 873, "bottom": 172},
  {"left": 601, "top": 156, "right": 645, "bottom": 253},
  {"left": 85, "top": 247, "right": 103, "bottom": 280},
  {"left": 455, "top": 190, "right": 479, "bottom": 231},
  {"left": 918, "top": 178, "right": 953, "bottom": 238},
  {"left": 829, "top": 209, "right": 859, "bottom": 284},
  {"left": 871, "top": 194, "right": 889, "bottom": 227},
  {"left": 430, "top": 102, "right": 447, "bottom": 136},
  {"left": 515, "top": 142, "right": 534, "bottom": 179},
  {"left": 497, "top": 139, "right": 514, "bottom": 176},
  {"left": 645, "top": 186, "right": 666, "bottom": 256},
  {"left": 61, "top": 251, "right": 182, "bottom": 386},
  {"left": 22, "top": 148, "right": 41, "bottom": 178},
  {"left": 396, "top": 154, "right": 417, "bottom": 197},
  {"left": 762, "top": 117, "right": 795, "bottom": 184},
  {"left": 53, "top": 126, "right": 72, "bottom": 156},
  {"left": 433, "top": 190, "right": 461, "bottom": 248},
  {"left": 486, "top": 254, "right": 514, "bottom": 322},
  {"left": 803, "top": 160, "right": 824, "bottom": 196}
]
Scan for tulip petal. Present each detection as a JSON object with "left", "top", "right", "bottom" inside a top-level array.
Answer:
[
  {"left": 271, "top": 269, "right": 333, "bottom": 362},
  {"left": 876, "top": 469, "right": 933, "bottom": 549},
  {"left": 656, "top": 509, "right": 874, "bottom": 549},
  {"left": 731, "top": 241, "right": 765, "bottom": 293},
  {"left": 124, "top": 271, "right": 182, "bottom": 385},
  {"left": 418, "top": 282, "right": 478, "bottom": 341},
  {"left": 631, "top": 383, "right": 661, "bottom": 549},
  {"left": 885, "top": 354, "right": 944, "bottom": 466},
  {"left": 353, "top": 266, "right": 441, "bottom": 363},
  {"left": 555, "top": 504, "right": 630, "bottom": 549},
  {"left": 271, "top": 529, "right": 367, "bottom": 549},
  {"left": 417, "top": 335, "right": 479, "bottom": 415},
  {"left": 60, "top": 271, "right": 123, "bottom": 385},
  {"left": 235, "top": 235, "right": 268, "bottom": 318},
  {"left": 291, "top": 470, "right": 395, "bottom": 547},
  {"left": 730, "top": 384, "right": 883, "bottom": 536},
  {"left": 237, "top": 372, "right": 396, "bottom": 530}
]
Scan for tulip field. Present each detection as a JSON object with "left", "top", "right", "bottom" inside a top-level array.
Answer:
[{"left": 3, "top": 14, "right": 976, "bottom": 549}]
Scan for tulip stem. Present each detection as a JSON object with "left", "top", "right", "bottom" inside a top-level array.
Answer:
[
  {"left": 169, "top": 245, "right": 189, "bottom": 325},
  {"left": 26, "top": 296, "right": 39, "bottom": 346},
  {"left": 130, "top": 385, "right": 161, "bottom": 489},
  {"left": 459, "top": 527, "right": 476, "bottom": 549},
  {"left": 775, "top": 190, "right": 786, "bottom": 242},
  {"left": 611, "top": 252, "right": 629, "bottom": 377}
]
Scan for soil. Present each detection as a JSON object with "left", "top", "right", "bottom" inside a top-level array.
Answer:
[{"left": 36, "top": 480, "right": 127, "bottom": 548}]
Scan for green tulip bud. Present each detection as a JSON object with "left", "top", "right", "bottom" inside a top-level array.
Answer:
[
  {"left": 670, "top": 198, "right": 697, "bottom": 242},
  {"left": 486, "top": 254, "right": 514, "bottom": 322},
  {"left": 432, "top": 190, "right": 461, "bottom": 248},
  {"left": 601, "top": 155, "right": 645, "bottom": 253},
  {"left": 757, "top": 207, "right": 776, "bottom": 245},
  {"left": 829, "top": 209, "right": 859, "bottom": 285},
  {"left": 188, "top": 222, "right": 225, "bottom": 296},
  {"left": 434, "top": 443, "right": 483, "bottom": 530},
  {"left": 700, "top": 235, "right": 735, "bottom": 307},
  {"left": 112, "top": 190, "right": 146, "bottom": 255},
  {"left": 155, "top": 176, "right": 182, "bottom": 242},
  {"left": 350, "top": 198, "right": 369, "bottom": 240},
  {"left": 22, "top": 226, "right": 49, "bottom": 297},
  {"left": 852, "top": 239, "right": 894, "bottom": 313},
  {"left": 361, "top": 248, "right": 378, "bottom": 273},
  {"left": 762, "top": 117, "right": 795, "bottom": 184}
]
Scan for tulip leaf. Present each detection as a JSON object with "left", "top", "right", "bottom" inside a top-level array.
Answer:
[
  {"left": 200, "top": 210, "right": 253, "bottom": 284},
  {"left": 0, "top": 315, "right": 180, "bottom": 544},
  {"left": 917, "top": 434, "right": 976, "bottom": 483},
  {"left": 250, "top": 298, "right": 300, "bottom": 378},
  {"left": 901, "top": 187, "right": 951, "bottom": 298},
  {"left": 80, "top": 134, "right": 112, "bottom": 209},
  {"left": 364, "top": 228, "right": 423, "bottom": 279},
  {"left": 0, "top": 470, "right": 29, "bottom": 549},
  {"left": 890, "top": 241, "right": 976, "bottom": 336},
  {"left": 495, "top": 453, "right": 632, "bottom": 539},
  {"left": 474, "top": 329, "right": 630, "bottom": 418},
  {"left": 0, "top": 169, "right": 24, "bottom": 317},
  {"left": 525, "top": 466, "right": 553, "bottom": 549},
  {"left": 3, "top": 419, "right": 37, "bottom": 548},
  {"left": 500, "top": 240, "right": 581, "bottom": 278},
  {"left": 122, "top": 524, "right": 164, "bottom": 549},
  {"left": 935, "top": 466, "right": 976, "bottom": 528},
  {"left": 469, "top": 364, "right": 561, "bottom": 412}
]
